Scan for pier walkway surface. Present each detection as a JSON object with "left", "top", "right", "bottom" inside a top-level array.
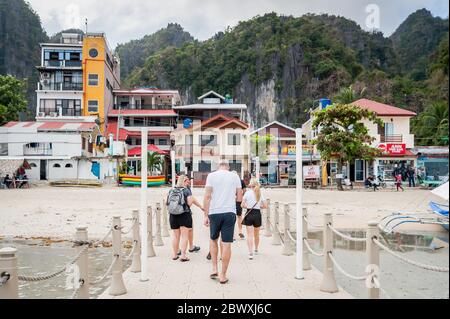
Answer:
[{"left": 99, "top": 195, "right": 352, "bottom": 299}]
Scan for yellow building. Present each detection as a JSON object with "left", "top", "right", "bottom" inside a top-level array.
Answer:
[{"left": 82, "top": 33, "right": 121, "bottom": 133}]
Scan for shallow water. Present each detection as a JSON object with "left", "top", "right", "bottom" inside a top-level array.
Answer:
[
  {"left": 307, "top": 230, "right": 449, "bottom": 299},
  {"left": 0, "top": 239, "right": 131, "bottom": 299}
]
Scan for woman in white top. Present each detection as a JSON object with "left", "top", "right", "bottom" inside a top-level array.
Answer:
[{"left": 241, "top": 178, "right": 268, "bottom": 260}]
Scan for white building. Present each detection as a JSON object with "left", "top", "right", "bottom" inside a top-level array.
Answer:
[
  {"left": 302, "top": 98, "right": 417, "bottom": 183},
  {"left": 0, "top": 120, "right": 124, "bottom": 181}
]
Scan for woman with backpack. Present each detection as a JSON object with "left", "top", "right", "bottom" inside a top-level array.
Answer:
[
  {"left": 241, "top": 178, "right": 268, "bottom": 260},
  {"left": 167, "top": 175, "right": 204, "bottom": 262}
]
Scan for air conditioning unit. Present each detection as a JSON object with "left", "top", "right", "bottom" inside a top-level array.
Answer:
[
  {"left": 37, "top": 112, "right": 45, "bottom": 117},
  {"left": 42, "top": 72, "right": 51, "bottom": 79},
  {"left": 49, "top": 112, "right": 58, "bottom": 117},
  {"left": 42, "top": 79, "right": 50, "bottom": 86}
]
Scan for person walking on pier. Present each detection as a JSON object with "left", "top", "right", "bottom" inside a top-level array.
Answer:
[
  {"left": 241, "top": 178, "right": 267, "bottom": 260},
  {"left": 168, "top": 175, "right": 204, "bottom": 262},
  {"left": 203, "top": 162, "right": 243, "bottom": 284}
]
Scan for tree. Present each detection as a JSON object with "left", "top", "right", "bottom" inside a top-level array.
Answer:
[
  {"left": 251, "top": 134, "right": 276, "bottom": 162},
  {"left": 0, "top": 75, "right": 28, "bottom": 125},
  {"left": 334, "top": 85, "right": 366, "bottom": 104},
  {"left": 312, "top": 103, "right": 382, "bottom": 191},
  {"left": 413, "top": 101, "right": 449, "bottom": 146},
  {"left": 147, "top": 152, "right": 163, "bottom": 175}
]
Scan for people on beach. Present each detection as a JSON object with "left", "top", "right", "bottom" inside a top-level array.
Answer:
[
  {"left": 395, "top": 174, "right": 404, "bottom": 192},
  {"left": 407, "top": 166, "right": 416, "bottom": 188},
  {"left": 241, "top": 178, "right": 267, "bottom": 260},
  {"left": 232, "top": 171, "right": 247, "bottom": 240},
  {"left": 3, "top": 174, "right": 12, "bottom": 188},
  {"left": 167, "top": 175, "right": 203, "bottom": 262},
  {"left": 203, "top": 162, "right": 243, "bottom": 284}
]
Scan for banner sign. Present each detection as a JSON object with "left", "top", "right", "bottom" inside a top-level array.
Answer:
[
  {"left": 303, "top": 165, "right": 320, "bottom": 180},
  {"left": 378, "top": 143, "right": 406, "bottom": 155}
]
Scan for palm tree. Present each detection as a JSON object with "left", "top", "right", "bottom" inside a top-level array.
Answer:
[
  {"left": 414, "top": 101, "right": 449, "bottom": 146},
  {"left": 334, "top": 85, "right": 366, "bottom": 104},
  {"left": 138, "top": 152, "right": 163, "bottom": 175}
]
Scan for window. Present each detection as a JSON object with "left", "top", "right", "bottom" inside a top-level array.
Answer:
[
  {"left": 65, "top": 164, "right": 73, "bottom": 168},
  {"left": 40, "top": 99, "right": 58, "bottom": 115},
  {"left": 149, "top": 139, "right": 155, "bottom": 145},
  {"left": 199, "top": 161, "right": 212, "bottom": 172},
  {"left": 61, "top": 100, "right": 82, "bottom": 116},
  {"left": 0, "top": 143, "right": 7, "bottom": 156},
  {"left": 384, "top": 123, "right": 394, "bottom": 136},
  {"left": 158, "top": 139, "right": 168, "bottom": 146},
  {"left": 355, "top": 160, "right": 365, "bottom": 181},
  {"left": 200, "top": 135, "right": 217, "bottom": 146},
  {"left": 230, "top": 160, "right": 242, "bottom": 173},
  {"left": 228, "top": 133, "right": 241, "bottom": 146},
  {"left": 53, "top": 163, "right": 61, "bottom": 168},
  {"left": 88, "top": 74, "right": 99, "bottom": 86},
  {"left": 88, "top": 101, "right": 99, "bottom": 113}
]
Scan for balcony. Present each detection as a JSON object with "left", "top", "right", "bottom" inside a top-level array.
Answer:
[
  {"left": 380, "top": 135, "right": 403, "bottom": 143},
  {"left": 113, "top": 104, "right": 174, "bottom": 110},
  {"left": 43, "top": 60, "right": 82, "bottom": 68},
  {"left": 38, "top": 82, "right": 83, "bottom": 91},
  {"left": 23, "top": 143, "right": 53, "bottom": 156}
]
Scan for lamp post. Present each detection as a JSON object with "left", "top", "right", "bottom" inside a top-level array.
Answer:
[{"left": 295, "top": 128, "right": 304, "bottom": 280}]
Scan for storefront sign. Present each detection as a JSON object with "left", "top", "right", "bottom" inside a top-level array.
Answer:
[
  {"left": 378, "top": 143, "right": 406, "bottom": 155},
  {"left": 303, "top": 165, "right": 320, "bottom": 180}
]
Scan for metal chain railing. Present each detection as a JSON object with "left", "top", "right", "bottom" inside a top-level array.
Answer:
[
  {"left": 17, "top": 243, "right": 89, "bottom": 282},
  {"left": 373, "top": 238, "right": 449, "bottom": 273},
  {"left": 303, "top": 238, "right": 324, "bottom": 257},
  {"left": 327, "top": 252, "right": 367, "bottom": 281},
  {"left": 327, "top": 224, "right": 367, "bottom": 242}
]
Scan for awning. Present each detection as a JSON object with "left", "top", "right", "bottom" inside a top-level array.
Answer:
[{"left": 127, "top": 145, "right": 168, "bottom": 157}]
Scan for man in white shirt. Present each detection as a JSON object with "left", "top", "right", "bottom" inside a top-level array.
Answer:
[{"left": 203, "top": 162, "right": 243, "bottom": 284}]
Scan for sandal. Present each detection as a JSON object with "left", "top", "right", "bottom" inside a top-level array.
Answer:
[
  {"left": 210, "top": 273, "right": 219, "bottom": 279},
  {"left": 180, "top": 258, "right": 190, "bottom": 262},
  {"left": 189, "top": 246, "right": 201, "bottom": 253},
  {"left": 220, "top": 279, "right": 229, "bottom": 285},
  {"left": 172, "top": 256, "right": 179, "bottom": 261}
]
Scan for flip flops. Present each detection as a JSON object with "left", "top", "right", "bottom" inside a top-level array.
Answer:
[
  {"left": 210, "top": 273, "right": 219, "bottom": 279},
  {"left": 220, "top": 279, "right": 229, "bottom": 285},
  {"left": 180, "top": 258, "right": 190, "bottom": 262},
  {"left": 172, "top": 256, "right": 179, "bottom": 261}
]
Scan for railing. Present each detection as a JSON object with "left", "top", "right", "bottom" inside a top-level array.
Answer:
[
  {"left": 380, "top": 134, "right": 403, "bottom": 143},
  {"left": 23, "top": 145, "right": 53, "bottom": 156},
  {"left": 43, "top": 60, "right": 82, "bottom": 68},
  {"left": 113, "top": 104, "right": 174, "bottom": 111},
  {"left": 265, "top": 201, "right": 449, "bottom": 299},
  {"left": 38, "top": 82, "right": 83, "bottom": 91},
  {"left": 0, "top": 200, "right": 172, "bottom": 299}
]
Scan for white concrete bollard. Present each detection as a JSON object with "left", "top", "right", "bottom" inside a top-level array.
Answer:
[
  {"left": 282, "top": 204, "right": 294, "bottom": 256},
  {"left": 271, "top": 202, "right": 281, "bottom": 246},
  {"left": 154, "top": 203, "right": 164, "bottom": 246},
  {"left": 147, "top": 206, "right": 156, "bottom": 257},
  {"left": 130, "top": 210, "right": 141, "bottom": 273},
  {"left": 302, "top": 208, "right": 312, "bottom": 271},
  {"left": 367, "top": 221, "right": 380, "bottom": 299},
  {"left": 162, "top": 200, "right": 170, "bottom": 237},
  {"left": 0, "top": 247, "right": 18, "bottom": 299},
  {"left": 264, "top": 199, "right": 272, "bottom": 237},
  {"left": 109, "top": 216, "right": 127, "bottom": 296},
  {"left": 75, "top": 227, "right": 90, "bottom": 299},
  {"left": 320, "top": 214, "right": 338, "bottom": 293}
]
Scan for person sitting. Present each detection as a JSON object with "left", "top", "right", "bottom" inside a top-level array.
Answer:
[
  {"left": 19, "top": 175, "right": 29, "bottom": 189},
  {"left": 343, "top": 176, "right": 353, "bottom": 190},
  {"left": 364, "top": 176, "right": 373, "bottom": 189},
  {"left": 3, "top": 174, "right": 12, "bottom": 189}
]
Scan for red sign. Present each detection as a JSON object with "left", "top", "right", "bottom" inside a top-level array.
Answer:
[{"left": 378, "top": 143, "right": 406, "bottom": 155}]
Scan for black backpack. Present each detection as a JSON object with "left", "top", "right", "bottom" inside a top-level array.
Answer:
[{"left": 167, "top": 188, "right": 187, "bottom": 215}]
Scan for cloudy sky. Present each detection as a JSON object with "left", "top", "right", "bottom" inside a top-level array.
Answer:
[{"left": 27, "top": 0, "right": 449, "bottom": 48}]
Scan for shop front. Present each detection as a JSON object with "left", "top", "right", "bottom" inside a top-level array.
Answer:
[{"left": 374, "top": 143, "right": 417, "bottom": 182}]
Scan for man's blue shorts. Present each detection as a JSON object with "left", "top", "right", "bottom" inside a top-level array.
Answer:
[{"left": 209, "top": 213, "right": 236, "bottom": 243}]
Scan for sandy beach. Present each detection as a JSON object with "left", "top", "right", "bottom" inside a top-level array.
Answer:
[{"left": 0, "top": 185, "right": 445, "bottom": 240}]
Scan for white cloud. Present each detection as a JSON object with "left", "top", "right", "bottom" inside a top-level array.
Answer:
[{"left": 27, "top": 0, "right": 449, "bottom": 48}]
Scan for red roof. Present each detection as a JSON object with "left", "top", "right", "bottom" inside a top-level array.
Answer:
[
  {"left": 128, "top": 145, "right": 168, "bottom": 156},
  {"left": 106, "top": 122, "right": 172, "bottom": 141},
  {"left": 106, "top": 122, "right": 130, "bottom": 141},
  {"left": 38, "top": 122, "right": 67, "bottom": 130},
  {"left": 353, "top": 99, "right": 417, "bottom": 117},
  {"left": 108, "top": 109, "right": 177, "bottom": 117}
]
